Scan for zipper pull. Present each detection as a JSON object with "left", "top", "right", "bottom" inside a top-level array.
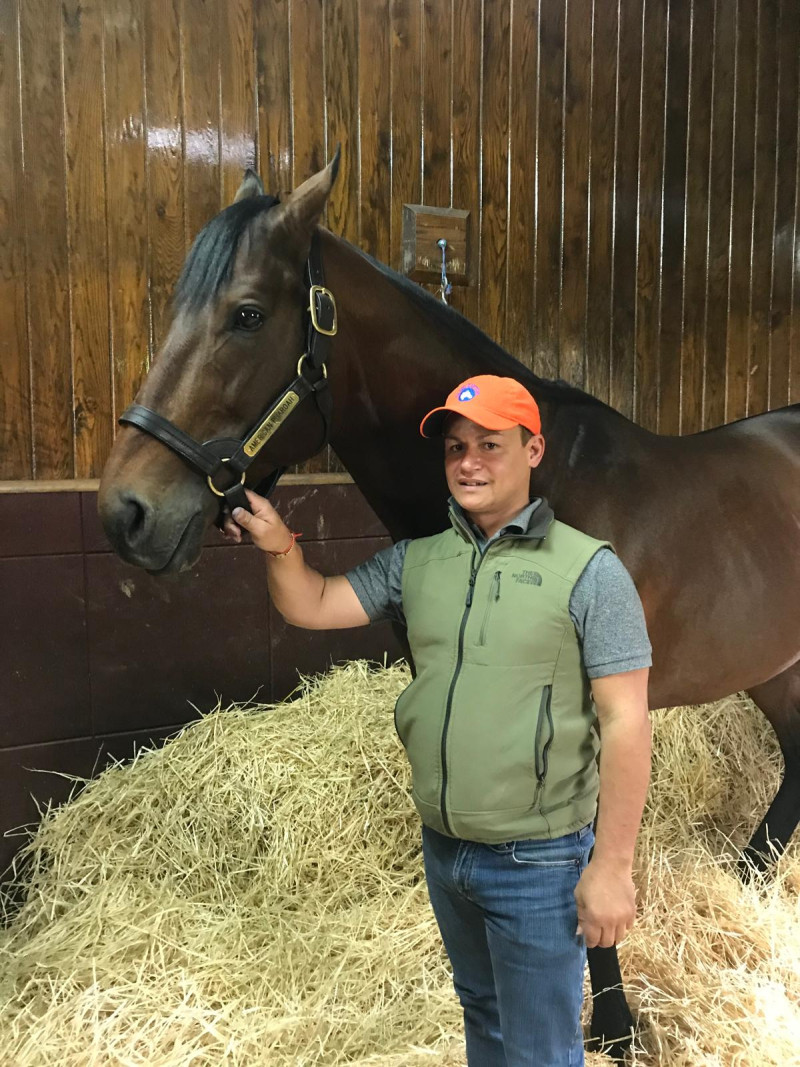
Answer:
[
  {"left": 494, "top": 570, "right": 501, "bottom": 601},
  {"left": 466, "top": 571, "right": 476, "bottom": 607}
]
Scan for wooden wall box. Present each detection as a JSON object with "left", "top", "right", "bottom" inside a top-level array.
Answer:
[{"left": 402, "top": 205, "right": 471, "bottom": 286}]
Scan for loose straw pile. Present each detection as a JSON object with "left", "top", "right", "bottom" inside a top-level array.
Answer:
[{"left": 0, "top": 661, "right": 798, "bottom": 1065}]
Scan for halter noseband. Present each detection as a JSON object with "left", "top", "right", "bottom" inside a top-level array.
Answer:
[{"left": 118, "top": 230, "right": 337, "bottom": 519}]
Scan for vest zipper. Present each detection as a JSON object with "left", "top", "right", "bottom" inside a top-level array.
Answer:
[
  {"left": 439, "top": 551, "right": 478, "bottom": 835},
  {"left": 478, "top": 570, "right": 502, "bottom": 646},
  {"left": 534, "top": 684, "right": 555, "bottom": 804}
]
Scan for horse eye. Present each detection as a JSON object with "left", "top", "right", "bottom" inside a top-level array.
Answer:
[{"left": 234, "top": 306, "right": 264, "bottom": 332}]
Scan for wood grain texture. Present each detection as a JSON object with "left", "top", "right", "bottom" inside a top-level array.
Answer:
[
  {"left": 19, "top": 0, "right": 74, "bottom": 477},
  {"left": 506, "top": 0, "right": 539, "bottom": 366},
  {"left": 182, "top": 0, "right": 220, "bottom": 242},
  {"left": 585, "top": 0, "right": 618, "bottom": 406},
  {"left": 478, "top": 0, "right": 511, "bottom": 346},
  {"left": 703, "top": 0, "right": 735, "bottom": 431},
  {"left": 559, "top": 0, "right": 592, "bottom": 392},
  {"left": 768, "top": 0, "right": 799, "bottom": 409},
  {"left": 104, "top": 0, "right": 150, "bottom": 422},
  {"left": 449, "top": 0, "right": 481, "bottom": 324},
  {"left": 389, "top": 0, "right": 422, "bottom": 272},
  {"left": 219, "top": 0, "right": 257, "bottom": 207},
  {"left": 358, "top": 0, "right": 391, "bottom": 261},
  {"left": 4, "top": 0, "right": 800, "bottom": 482},
  {"left": 635, "top": 0, "right": 668, "bottom": 432},
  {"left": 254, "top": 0, "right": 292, "bottom": 195},
  {"left": 63, "top": 0, "right": 113, "bottom": 477},
  {"left": 0, "top": 0, "right": 31, "bottom": 478},
  {"left": 726, "top": 0, "right": 758, "bottom": 423},
  {"left": 143, "top": 0, "right": 184, "bottom": 351}
]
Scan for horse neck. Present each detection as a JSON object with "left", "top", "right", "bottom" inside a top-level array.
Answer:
[{"left": 318, "top": 231, "right": 648, "bottom": 537}]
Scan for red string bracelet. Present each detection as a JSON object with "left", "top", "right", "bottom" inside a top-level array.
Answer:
[{"left": 267, "top": 531, "right": 303, "bottom": 558}]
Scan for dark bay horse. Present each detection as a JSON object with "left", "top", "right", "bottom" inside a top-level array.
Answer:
[{"left": 99, "top": 158, "right": 800, "bottom": 1061}]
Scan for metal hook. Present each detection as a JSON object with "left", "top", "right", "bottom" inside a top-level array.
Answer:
[{"left": 437, "top": 238, "right": 453, "bottom": 305}]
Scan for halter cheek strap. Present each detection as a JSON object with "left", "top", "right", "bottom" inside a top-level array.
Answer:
[{"left": 118, "top": 229, "right": 337, "bottom": 519}]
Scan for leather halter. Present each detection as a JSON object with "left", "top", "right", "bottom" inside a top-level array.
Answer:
[{"left": 118, "top": 230, "right": 337, "bottom": 519}]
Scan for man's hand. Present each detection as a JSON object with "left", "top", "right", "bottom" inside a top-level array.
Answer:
[
  {"left": 574, "top": 859, "right": 636, "bottom": 948},
  {"left": 219, "top": 489, "right": 293, "bottom": 554}
]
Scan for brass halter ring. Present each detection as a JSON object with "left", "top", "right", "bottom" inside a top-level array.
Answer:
[
  {"left": 297, "top": 353, "right": 328, "bottom": 378},
  {"left": 207, "top": 457, "right": 246, "bottom": 498}
]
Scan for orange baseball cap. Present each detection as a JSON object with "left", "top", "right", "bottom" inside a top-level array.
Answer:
[{"left": 420, "top": 375, "right": 542, "bottom": 438}]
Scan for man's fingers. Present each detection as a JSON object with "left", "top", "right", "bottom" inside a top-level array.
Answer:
[{"left": 244, "top": 488, "right": 277, "bottom": 519}]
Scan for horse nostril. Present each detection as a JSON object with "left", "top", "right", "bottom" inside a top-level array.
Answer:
[{"left": 120, "top": 493, "right": 152, "bottom": 547}]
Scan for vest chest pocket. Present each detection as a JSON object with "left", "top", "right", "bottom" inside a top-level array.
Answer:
[{"left": 477, "top": 570, "right": 502, "bottom": 645}]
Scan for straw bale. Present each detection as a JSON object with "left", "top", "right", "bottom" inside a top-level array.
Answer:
[{"left": 1, "top": 662, "right": 798, "bottom": 1066}]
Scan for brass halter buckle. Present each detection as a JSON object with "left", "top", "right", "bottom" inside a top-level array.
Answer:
[
  {"left": 207, "top": 457, "right": 246, "bottom": 498},
  {"left": 308, "top": 285, "right": 338, "bottom": 336}
]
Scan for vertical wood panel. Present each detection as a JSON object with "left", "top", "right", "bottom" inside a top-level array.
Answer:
[
  {"left": 635, "top": 0, "right": 668, "bottom": 432},
  {"left": 658, "top": 0, "right": 690, "bottom": 434},
  {"left": 506, "top": 0, "right": 539, "bottom": 364},
  {"left": 768, "top": 0, "right": 799, "bottom": 409},
  {"left": 726, "top": 0, "right": 758, "bottom": 423},
  {"left": 358, "top": 0, "right": 391, "bottom": 261},
  {"left": 325, "top": 0, "right": 359, "bottom": 244},
  {"left": 479, "top": 0, "right": 511, "bottom": 345},
  {"left": 747, "top": 0, "right": 779, "bottom": 417},
  {"left": 4, "top": 0, "right": 800, "bottom": 483},
  {"left": 531, "top": 0, "right": 564, "bottom": 379},
  {"left": 105, "top": 0, "right": 150, "bottom": 422},
  {"left": 422, "top": 0, "right": 452, "bottom": 210},
  {"left": 585, "top": 1, "right": 618, "bottom": 405},
  {"left": 703, "top": 0, "right": 735, "bottom": 431},
  {"left": 609, "top": 0, "right": 642, "bottom": 421},
  {"left": 559, "top": 0, "right": 592, "bottom": 391},
  {"left": 680, "top": 0, "right": 714, "bottom": 434},
  {"left": 219, "top": 0, "right": 257, "bottom": 207},
  {"left": 63, "top": 0, "right": 113, "bottom": 477},
  {"left": 390, "top": 0, "right": 422, "bottom": 271},
  {"left": 19, "top": 0, "right": 74, "bottom": 477},
  {"left": 144, "top": 0, "right": 184, "bottom": 351},
  {"left": 449, "top": 0, "right": 481, "bottom": 324},
  {"left": 291, "top": 0, "right": 325, "bottom": 187},
  {"left": 0, "top": 0, "right": 32, "bottom": 478},
  {"left": 182, "top": 0, "right": 220, "bottom": 241},
  {"left": 254, "top": 0, "right": 292, "bottom": 196}
]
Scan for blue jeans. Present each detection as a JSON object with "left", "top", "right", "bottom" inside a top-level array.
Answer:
[{"left": 422, "top": 822, "right": 595, "bottom": 1067}]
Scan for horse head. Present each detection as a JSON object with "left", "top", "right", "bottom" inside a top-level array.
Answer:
[{"left": 98, "top": 154, "right": 340, "bottom": 574}]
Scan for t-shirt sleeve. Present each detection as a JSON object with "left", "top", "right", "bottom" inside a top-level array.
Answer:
[
  {"left": 344, "top": 539, "right": 410, "bottom": 625},
  {"left": 569, "top": 548, "right": 653, "bottom": 679}
]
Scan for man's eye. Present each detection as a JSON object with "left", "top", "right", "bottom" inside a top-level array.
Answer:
[
  {"left": 484, "top": 442, "right": 498, "bottom": 449},
  {"left": 234, "top": 306, "right": 264, "bottom": 332}
]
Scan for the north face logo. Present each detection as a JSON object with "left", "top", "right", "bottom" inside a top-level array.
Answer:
[{"left": 513, "top": 570, "right": 542, "bottom": 586}]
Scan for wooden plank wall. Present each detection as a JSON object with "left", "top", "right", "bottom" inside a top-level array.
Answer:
[{"left": 1, "top": 0, "right": 799, "bottom": 480}]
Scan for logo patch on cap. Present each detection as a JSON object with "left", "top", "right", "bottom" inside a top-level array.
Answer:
[{"left": 458, "top": 385, "right": 478, "bottom": 402}]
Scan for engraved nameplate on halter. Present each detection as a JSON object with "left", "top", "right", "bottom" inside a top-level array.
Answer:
[{"left": 243, "top": 391, "right": 301, "bottom": 457}]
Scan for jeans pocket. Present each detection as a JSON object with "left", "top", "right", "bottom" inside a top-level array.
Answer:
[{"left": 511, "top": 834, "right": 583, "bottom": 868}]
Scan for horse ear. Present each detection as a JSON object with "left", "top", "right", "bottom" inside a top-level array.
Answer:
[
  {"left": 233, "top": 168, "right": 265, "bottom": 203},
  {"left": 271, "top": 146, "right": 341, "bottom": 260}
]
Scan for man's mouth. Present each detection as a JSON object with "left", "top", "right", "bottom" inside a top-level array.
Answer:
[{"left": 459, "top": 480, "right": 488, "bottom": 487}]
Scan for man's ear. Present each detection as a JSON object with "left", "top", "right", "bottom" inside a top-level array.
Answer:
[
  {"left": 527, "top": 434, "right": 546, "bottom": 469},
  {"left": 269, "top": 146, "right": 341, "bottom": 261},
  {"left": 233, "top": 168, "right": 265, "bottom": 203}
]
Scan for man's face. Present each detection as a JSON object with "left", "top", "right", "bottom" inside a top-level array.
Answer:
[{"left": 443, "top": 415, "right": 544, "bottom": 523}]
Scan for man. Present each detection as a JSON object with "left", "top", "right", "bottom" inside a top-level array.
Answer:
[{"left": 224, "top": 375, "right": 652, "bottom": 1067}]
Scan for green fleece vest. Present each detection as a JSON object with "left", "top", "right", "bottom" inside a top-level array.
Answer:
[{"left": 394, "top": 501, "right": 612, "bottom": 843}]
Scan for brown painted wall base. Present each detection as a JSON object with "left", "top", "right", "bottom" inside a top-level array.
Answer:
[{"left": 0, "top": 484, "right": 403, "bottom": 880}]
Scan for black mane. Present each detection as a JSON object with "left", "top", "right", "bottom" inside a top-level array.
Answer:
[
  {"left": 174, "top": 195, "right": 279, "bottom": 312},
  {"left": 364, "top": 250, "right": 610, "bottom": 411}
]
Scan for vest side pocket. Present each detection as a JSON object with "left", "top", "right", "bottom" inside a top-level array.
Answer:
[{"left": 533, "top": 684, "right": 555, "bottom": 806}]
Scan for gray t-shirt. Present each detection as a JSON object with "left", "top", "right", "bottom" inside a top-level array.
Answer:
[{"left": 345, "top": 500, "right": 652, "bottom": 680}]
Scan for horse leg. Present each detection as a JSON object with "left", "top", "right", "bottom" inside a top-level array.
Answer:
[
  {"left": 739, "top": 659, "right": 800, "bottom": 876},
  {"left": 586, "top": 945, "right": 634, "bottom": 1063}
]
